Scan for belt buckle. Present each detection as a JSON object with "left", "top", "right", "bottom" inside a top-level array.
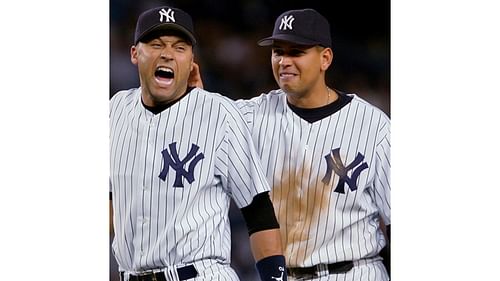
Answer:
[{"left": 151, "top": 272, "right": 158, "bottom": 281}]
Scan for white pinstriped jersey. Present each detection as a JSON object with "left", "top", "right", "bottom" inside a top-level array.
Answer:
[
  {"left": 237, "top": 90, "right": 390, "bottom": 280},
  {"left": 110, "top": 87, "right": 270, "bottom": 278}
]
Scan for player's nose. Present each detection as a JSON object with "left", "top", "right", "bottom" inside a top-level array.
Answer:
[
  {"left": 160, "top": 48, "right": 174, "bottom": 60},
  {"left": 278, "top": 55, "right": 292, "bottom": 66}
]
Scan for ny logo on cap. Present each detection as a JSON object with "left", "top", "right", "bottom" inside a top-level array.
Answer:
[
  {"left": 279, "top": 15, "right": 295, "bottom": 30},
  {"left": 159, "top": 8, "right": 175, "bottom": 22}
]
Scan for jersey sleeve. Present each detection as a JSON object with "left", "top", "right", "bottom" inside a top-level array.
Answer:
[
  {"left": 373, "top": 116, "right": 391, "bottom": 225},
  {"left": 235, "top": 99, "right": 257, "bottom": 131},
  {"left": 215, "top": 101, "right": 271, "bottom": 208},
  {"left": 109, "top": 90, "right": 132, "bottom": 199}
]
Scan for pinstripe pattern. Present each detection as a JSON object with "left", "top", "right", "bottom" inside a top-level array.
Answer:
[
  {"left": 110, "top": 87, "right": 270, "bottom": 278},
  {"left": 237, "top": 89, "right": 390, "bottom": 280}
]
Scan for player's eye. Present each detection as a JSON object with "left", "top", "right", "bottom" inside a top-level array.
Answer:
[
  {"left": 148, "top": 40, "right": 163, "bottom": 48},
  {"left": 272, "top": 49, "right": 284, "bottom": 56},
  {"left": 289, "top": 49, "right": 304, "bottom": 56},
  {"left": 175, "top": 45, "right": 187, "bottom": 52}
]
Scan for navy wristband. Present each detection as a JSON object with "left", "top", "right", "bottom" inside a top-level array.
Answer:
[{"left": 256, "top": 255, "right": 287, "bottom": 281}]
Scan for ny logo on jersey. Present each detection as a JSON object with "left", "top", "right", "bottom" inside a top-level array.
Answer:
[
  {"left": 159, "top": 8, "right": 175, "bottom": 23},
  {"left": 159, "top": 142, "right": 204, "bottom": 187},
  {"left": 322, "top": 148, "right": 368, "bottom": 194},
  {"left": 279, "top": 15, "right": 295, "bottom": 30}
]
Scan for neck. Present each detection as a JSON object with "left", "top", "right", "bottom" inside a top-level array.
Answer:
[{"left": 286, "top": 86, "right": 338, "bottom": 108}]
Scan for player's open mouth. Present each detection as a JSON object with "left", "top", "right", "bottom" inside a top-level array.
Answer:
[{"left": 155, "top": 67, "right": 174, "bottom": 85}]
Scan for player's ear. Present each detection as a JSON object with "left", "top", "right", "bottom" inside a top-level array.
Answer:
[
  {"left": 320, "top": 47, "right": 333, "bottom": 71},
  {"left": 130, "top": 45, "right": 138, "bottom": 65},
  {"left": 188, "top": 61, "right": 204, "bottom": 89}
]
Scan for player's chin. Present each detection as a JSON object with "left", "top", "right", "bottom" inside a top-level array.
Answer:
[
  {"left": 278, "top": 77, "right": 298, "bottom": 89},
  {"left": 149, "top": 85, "right": 173, "bottom": 99},
  {"left": 279, "top": 82, "right": 295, "bottom": 93}
]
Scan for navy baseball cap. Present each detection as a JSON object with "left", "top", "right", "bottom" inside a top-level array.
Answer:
[
  {"left": 258, "top": 9, "right": 332, "bottom": 48},
  {"left": 134, "top": 6, "right": 197, "bottom": 45}
]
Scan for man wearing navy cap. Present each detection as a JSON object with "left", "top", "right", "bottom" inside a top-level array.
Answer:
[
  {"left": 234, "top": 8, "right": 392, "bottom": 280},
  {"left": 110, "top": 6, "right": 288, "bottom": 281}
]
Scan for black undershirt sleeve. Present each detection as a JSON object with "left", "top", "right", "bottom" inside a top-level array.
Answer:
[{"left": 240, "top": 192, "right": 280, "bottom": 235}]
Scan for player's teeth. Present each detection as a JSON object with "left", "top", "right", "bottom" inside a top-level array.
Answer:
[{"left": 158, "top": 67, "right": 173, "bottom": 73}]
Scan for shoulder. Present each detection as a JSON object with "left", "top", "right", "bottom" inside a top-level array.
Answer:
[
  {"left": 192, "top": 87, "right": 234, "bottom": 106},
  {"left": 110, "top": 88, "right": 139, "bottom": 112},
  {"left": 190, "top": 87, "right": 242, "bottom": 116},
  {"left": 110, "top": 88, "right": 139, "bottom": 105},
  {"left": 235, "top": 89, "right": 285, "bottom": 110},
  {"left": 348, "top": 93, "right": 390, "bottom": 123},
  {"left": 346, "top": 93, "right": 391, "bottom": 139}
]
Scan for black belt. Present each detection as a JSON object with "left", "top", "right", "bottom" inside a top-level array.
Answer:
[
  {"left": 287, "top": 261, "right": 354, "bottom": 278},
  {"left": 120, "top": 265, "right": 198, "bottom": 281}
]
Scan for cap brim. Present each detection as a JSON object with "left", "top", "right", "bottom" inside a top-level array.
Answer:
[
  {"left": 137, "top": 23, "right": 197, "bottom": 45},
  {"left": 257, "top": 34, "right": 319, "bottom": 46}
]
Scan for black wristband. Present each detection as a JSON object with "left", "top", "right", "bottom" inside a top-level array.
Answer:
[
  {"left": 241, "top": 192, "right": 280, "bottom": 235},
  {"left": 256, "top": 255, "right": 287, "bottom": 281}
]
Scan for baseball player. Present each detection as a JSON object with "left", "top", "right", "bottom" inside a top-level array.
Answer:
[
  {"left": 190, "top": 8, "right": 390, "bottom": 281},
  {"left": 109, "top": 6, "right": 288, "bottom": 281},
  {"left": 238, "top": 9, "right": 391, "bottom": 280}
]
